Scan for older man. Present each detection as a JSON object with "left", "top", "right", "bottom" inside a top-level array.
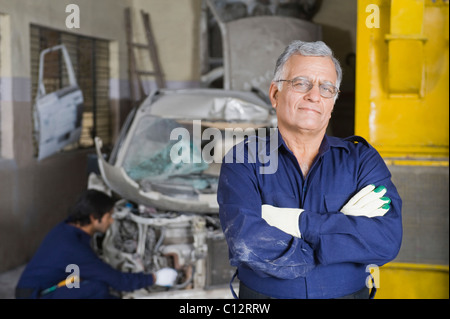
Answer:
[{"left": 217, "top": 40, "right": 402, "bottom": 299}]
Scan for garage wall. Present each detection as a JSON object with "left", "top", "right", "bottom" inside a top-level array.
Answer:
[
  {"left": 0, "top": 0, "right": 359, "bottom": 273},
  {"left": 0, "top": 0, "right": 202, "bottom": 272},
  {"left": 131, "top": 0, "right": 203, "bottom": 90},
  {"left": 312, "top": 0, "right": 358, "bottom": 138}
]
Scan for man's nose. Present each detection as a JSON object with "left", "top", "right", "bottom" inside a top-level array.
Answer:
[{"left": 304, "top": 84, "right": 321, "bottom": 102}]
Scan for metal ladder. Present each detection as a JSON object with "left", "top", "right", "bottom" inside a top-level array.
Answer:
[{"left": 124, "top": 7, "right": 166, "bottom": 105}]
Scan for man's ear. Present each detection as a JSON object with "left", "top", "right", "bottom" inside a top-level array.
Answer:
[
  {"left": 269, "top": 82, "right": 279, "bottom": 109},
  {"left": 89, "top": 214, "right": 96, "bottom": 225}
]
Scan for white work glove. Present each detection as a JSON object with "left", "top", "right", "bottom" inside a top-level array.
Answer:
[
  {"left": 261, "top": 204, "right": 304, "bottom": 238},
  {"left": 341, "top": 184, "right": 391, "bottom": 218},
  {"left": 155, "top": 268, "right": 178, "bottom": 287}
]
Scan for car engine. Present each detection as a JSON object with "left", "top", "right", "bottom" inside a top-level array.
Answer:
[{"left": 95, "top": 198, "right": 231, "bottom": 297}]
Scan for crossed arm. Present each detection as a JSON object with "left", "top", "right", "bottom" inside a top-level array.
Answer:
[{"left": 218, "top": 156, "right": 402, "bottom": 279}]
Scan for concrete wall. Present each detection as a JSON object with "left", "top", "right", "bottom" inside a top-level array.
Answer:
[
  {"left": 312, "top": 0, "right": 357, "bottom": 92},
  {"left": 312, "top": 0, "right": 357, "bottom": 138},
  {"left": 131, "top": 0, "right": 203, "bottom": 89},
  {"left": 0, "top": 0, "right": 202, "bottom": 272}
]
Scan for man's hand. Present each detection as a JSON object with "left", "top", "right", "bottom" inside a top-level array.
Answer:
[
  {"left": 261, "top": 205, "right": 304, "bottom": 238},
  {"left": 261, "top": 184, "right": 389, "bottom": 237},
  {"left": 155, "top": 268, "right": 178, "bottom": 287},
  {"left": 341, "top": 184, "right": 391, "bottom": 218}
]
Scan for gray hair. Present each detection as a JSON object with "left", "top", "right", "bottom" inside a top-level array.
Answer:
[{"left": 273, "top": 40, "right": 342, "bottom": 92}]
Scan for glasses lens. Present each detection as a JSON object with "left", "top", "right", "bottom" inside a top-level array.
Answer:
[
  {"left": 286, "top": 78, "right": 338, "bottom": 98},
  {"left": 291, "top": 78, "right": 312, "bottom": 93},
  {"left": 319, "top": 84, "right": 337, "bottom": 98}
]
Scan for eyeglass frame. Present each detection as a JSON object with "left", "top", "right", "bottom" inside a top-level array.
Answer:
[{"left": 275, "top": 76, "right": 340, "bottom": 99}]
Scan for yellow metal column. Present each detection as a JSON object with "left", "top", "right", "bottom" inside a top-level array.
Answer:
[
  {"left": 356, "top": 0, "right": 449, "bottom": 299},
  {"left": 356, "top": 0, "right": 449, "bottom": 158},
  {"left": 386, "top": 0, "right": 426, "bottom": 97}
]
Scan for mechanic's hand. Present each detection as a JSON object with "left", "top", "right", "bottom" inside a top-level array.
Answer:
[
  {"left": 155, "top": 268, "right": 178, "bottom": 287},
  {"left": 341, "top": 184, "right": 391, "bottom": 218},
  {"left": 261, "top": 205, "right": 304, "bottom": 238}
]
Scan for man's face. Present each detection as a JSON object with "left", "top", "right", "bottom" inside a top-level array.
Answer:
[
  {"left": 269, "top": 55, "right": 337, "bottom": 135},
  {"left": 93, "top": 210, "right": 114, "bottom": 234}
]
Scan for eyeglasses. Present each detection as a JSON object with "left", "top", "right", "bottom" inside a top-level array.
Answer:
[{"left": 275, "top": 77, "right": 340, "bottom": 98}]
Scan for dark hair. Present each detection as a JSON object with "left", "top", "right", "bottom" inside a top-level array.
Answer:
[{"left": 67, "top": 189, "right": 115, "bottom": 226}]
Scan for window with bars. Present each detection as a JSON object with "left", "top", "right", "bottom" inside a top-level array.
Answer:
[
  {"left": 30, "top": 25, "right": 111, "bottom": 151},
  {"left": 0, "top": 15, "right": 3, "bottom": 155}
]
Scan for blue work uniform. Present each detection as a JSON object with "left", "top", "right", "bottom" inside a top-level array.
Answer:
[
  {"left": 218, "top": 130, "right": 402, "bottom": 299},
  {"left": 16, "top": 220, "right": 154, "bottom": 299}
]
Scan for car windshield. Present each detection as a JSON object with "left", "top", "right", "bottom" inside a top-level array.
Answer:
[{"left": 122, "top": 116, "right": 215, "bottom": 197}]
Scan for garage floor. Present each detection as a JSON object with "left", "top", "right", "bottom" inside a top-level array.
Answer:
[
  {"left": 0, "top": 264, "right": 235, "bottom": 299},
  {"left": 0, "top": 265, "right": 25, "bottom": 299}
]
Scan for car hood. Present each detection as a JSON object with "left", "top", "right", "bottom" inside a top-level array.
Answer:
[{"left": 96, "top": 88, "right": 275, "bottom": 213}]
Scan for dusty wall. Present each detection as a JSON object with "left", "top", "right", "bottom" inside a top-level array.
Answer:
[
  {"left": 0, "top": 0, "right": 201, "bottom": 272},
  {"left": 0, "top": 0, "right": 359, "bottom": 273}
]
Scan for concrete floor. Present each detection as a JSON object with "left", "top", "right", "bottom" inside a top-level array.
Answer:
[
  {"left": 0, "top": 264, "right": 25, "bottom": 299},
  {"left": 0, "top": 264, "right": 235, "bottom": 299}
]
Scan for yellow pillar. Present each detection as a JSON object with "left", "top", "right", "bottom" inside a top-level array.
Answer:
[{"left": 355, "top": 0, "right": 449, "bottom": 158}]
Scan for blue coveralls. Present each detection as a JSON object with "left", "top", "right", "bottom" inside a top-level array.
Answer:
[
  {"left": 218, "top": 131, "right": 402, "bottom": 299},
  {"left": 16, "top": 220, "right": 154, "bottom": 299}
]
